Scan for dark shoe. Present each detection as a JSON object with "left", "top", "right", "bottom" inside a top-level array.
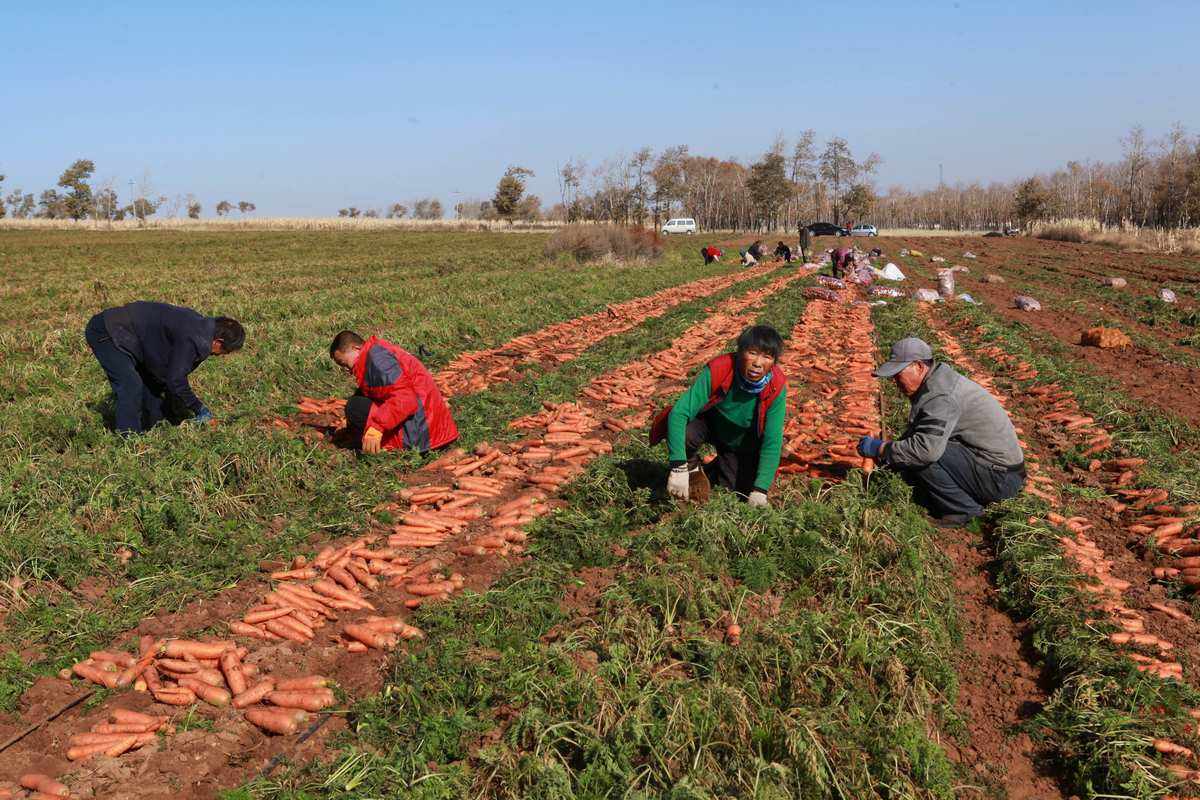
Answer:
[{"left": 932, "top": 514, "right": 972, "bottom": 528}]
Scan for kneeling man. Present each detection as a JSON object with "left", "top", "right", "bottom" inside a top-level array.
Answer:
[
  {"left": 329, "top": 331, "right": 458, "bottom": 454},
  {"left": 858, "top": 337, "right": 1025, "bottom": 525}
]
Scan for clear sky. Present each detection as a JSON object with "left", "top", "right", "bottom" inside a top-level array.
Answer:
[{"left": 3, "top": 1, "right": 1196, "bottom": 216}]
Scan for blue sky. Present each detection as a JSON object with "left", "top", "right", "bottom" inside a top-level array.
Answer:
[{"left": 2, "top": 1, "right": 1196, "bottom": 216}]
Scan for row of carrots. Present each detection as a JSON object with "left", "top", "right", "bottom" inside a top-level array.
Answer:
[
  {"left": 433, "top": 261, "right": 783, "bottom": 397},
  {"left": 776, "top": 286, "right": 879, "bottom": 476},
  {"left": 927, "top": 313, "right": 1200, "bottom": 784}
]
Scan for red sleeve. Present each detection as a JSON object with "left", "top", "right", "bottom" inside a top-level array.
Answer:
[{"left": 361, "top": 346, "right": 419, "bottom": 432}]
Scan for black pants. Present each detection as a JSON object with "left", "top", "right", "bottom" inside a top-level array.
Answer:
[
  {"left": 344, "top": 394, "right": 374, "bottom": 436},
  {"left": 85, "top": 313, "right": 166, "bottom": 433},
  {"left": 685, "top": 413, "right": 761, "bottom": 495},
  {"left": 898, "top": 442, "right": 1025, "bottom": 518}
]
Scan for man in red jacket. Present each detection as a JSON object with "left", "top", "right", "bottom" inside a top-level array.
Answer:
[{"left": 329, "top": 331, "right": 458, "bottom": 454}]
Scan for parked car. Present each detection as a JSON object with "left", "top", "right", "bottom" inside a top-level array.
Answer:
[
  {"left": 661, "top": 218, "right": 697, "bottom": 235},
  {"left": 804, "top": 222, "right": 848, "bottom": 237},
  {"left": 850, "top": 224, "right": 878, "bottom": 237}
]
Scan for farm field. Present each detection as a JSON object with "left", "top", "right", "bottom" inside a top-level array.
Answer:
[{"left": 1, "top": 229, "right": 1200, "bottom": 800}]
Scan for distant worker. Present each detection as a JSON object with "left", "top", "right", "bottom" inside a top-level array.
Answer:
[
  {"left": 857, "top": 337, "right": 1025, "bottom": 525},
  {"left": 740, "top": 240, "right": 764, "bottom": 266},
  {"left": 85, "top": 301, "right": 244, "bottom": 434},
  {"left": 830, "top": 246, "right": 856, "bottom": 279},
  {"left": 773, "top": 241, "right": 793, "bottom": 262},
  {"left": 329, "top": 330, "right": 458, "bottom": 454},
  {"left": 798, "top": 225, "right": 812, "bottom": 263},
  {"left": 700, "top": 245, "right": 723, "bottom": 264},
  {"left": 650, "top": 325, "right": 788, "bottom": 508}
]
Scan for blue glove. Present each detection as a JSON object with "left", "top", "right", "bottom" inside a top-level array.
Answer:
[
  {"left": 857, "top": 436, "right": 884, "bottom": 458},
  {"left": 188, "top": 407, "right": 215, "bottom": 426}
]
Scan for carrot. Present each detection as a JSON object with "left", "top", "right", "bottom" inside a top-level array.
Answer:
[
  {"left": 70, "top": 731, "right": 157, "bottom": 746},
  {"left": 91, "top": 720, "right": 160, "bottom": 734},
  {"left": 19, "top": 775, "right": 69, "bottom": 797},
  {"left": 72, "top": 661, "right": 119, "bottom": 688},
  {"left": 342, "top": 624, "right": 397, "bottom": 650},
  {"left": 311, "top": 579, "right": 375, "bottom": 610},
  {"left": 345, "top": 641, "right": 368, "bottom": 653},
  {"left": 67, "top": 734, "right": 138, "bottom": 761},
  {"left": 1149, "top": 602, "right": 1190, "bottom": 621},
  {"left": 229, "top": 621, "right": 279, "bottom": 641},
  {"left": 232, "top": 679, "right": 277, "bottom": 709},
  {"left": 90, "top": 650, "right": 135, "bottom": 667},
  {"left": 270, "top": 567, "right": 319, "bottom": 581},
  {"left": 267, "top": 688, "right": 335, "bottom": 711},
  {"left": 275, "top": 675, "right": 332, "bottom": 691},
  {"left": 345, "top": 561, "right": 379, "bottom": 590},
  {"left": 110, "top": 708, "right": 163, "bottom": 727},
  {"left": 243, "top": 607, "right": 295, "bottom": 625},
  {"left": 244, "top": 707, "right": 308, "bottom": 735},
  {"left": 220, "top": 650, "right": 248, "bottom": 697},
  {"left": 263, "top": 618, "right": 310, "bottom": 643},
  {"left": 160, "top": 640, "right": 234, "bottom": 660},
  {"left": 153, "top": 686, "right": 196, "bottom": 706},
  {"left": 178, "top": 677, "right": 231, "bottom": 707},
  {"left": 362, "top": 618, "right": 425, "bottom": 639}
]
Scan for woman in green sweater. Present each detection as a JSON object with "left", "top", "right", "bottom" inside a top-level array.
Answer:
[{"left": 650, "top": 325, "right": 788, "bottom": 507}]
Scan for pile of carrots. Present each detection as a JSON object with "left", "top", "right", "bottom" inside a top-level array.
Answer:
[
  {"left": 776, "top": 287, "right": 880, "bottom": 476},
  {"left": 3, "top": 774, "right": 71, "bottom": 797},
  {"left": 434, "top": 261, "right": 783, "bottom": 397}
]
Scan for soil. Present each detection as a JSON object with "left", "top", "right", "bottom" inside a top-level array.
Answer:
[{"left": 877, "top": 235, "right": 1200, "bottom": 422}]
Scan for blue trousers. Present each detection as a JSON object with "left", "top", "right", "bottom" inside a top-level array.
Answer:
[
  {"left": 85, "top": 313, "right": 165, "bottom": 433},
  {"left": 899, "top": 442, "right": 1025, "bottom": 518}
]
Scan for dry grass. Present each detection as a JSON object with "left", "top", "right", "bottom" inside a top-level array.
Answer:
[
  {"left": 545, "top": 224, "right": 665, "bottom": 263},
  {"left": 1029, "top": 218, "right": 1200, "bottom": 255},
  {"left": 0, "top": 217, "right": 566, "bottom": 233},
  {"left": 878, "top": 228, "right": 990, "bottom": 237}
]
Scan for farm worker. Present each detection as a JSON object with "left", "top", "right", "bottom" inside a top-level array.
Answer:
[
  {"left": 328, "top": 330, "right": 458, "bottom": 454},
  {"left": 700, "top": 245, "right": 723, "bottom": 264},
  {"left": 798, "top": 225, "right": 812, "bottom": 263},
  {"left": 649, "top": 325, "right": 788, "bottom": 508},
  {"left": 830, "top": 246, "right": 855, "bottom": 279},
  {"left": 84, "top": 301, "right": 244, "bottom": 434},
  {"left": 739, "top": 240, "right": 765, "bottom": 266},
  {"left": 773, "top": 241, "right": 794, "bottom": 262},
  {"left": 858, "top": 337, "right": 1026, "bottom": 526}
]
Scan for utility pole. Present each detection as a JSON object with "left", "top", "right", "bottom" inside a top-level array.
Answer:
[{"left": 128, "top": 179, "right": 135, "bottom": 221}]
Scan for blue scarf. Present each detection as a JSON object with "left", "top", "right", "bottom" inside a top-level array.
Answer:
[{"left": 736, "top": 370, "right": 771, "bottom": 395}]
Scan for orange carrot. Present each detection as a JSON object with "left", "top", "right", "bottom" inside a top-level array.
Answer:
[
  {"left": 110, "top": 708, "right": 162, "bottom": 727},
  {"left": 264, "top": 618, "right": 310, "bottom": 643},
  {"left": 229, "top": 621, "right": 278, "bottom": 640},
  {"left": 19, "top": 775, "right": 69, "bottom": 797},
  {"left": 178, "top": 677, "right": 231, "bottom": 707},
  {"left": 220, "top": 650, "right": 248, "bottom": 697},
  {"left": 160, "top": 640, "right": 234, "bottom": 660},
  {"left": 267, "top": 689, "right": 335, "bottom": 711},
  {"left": 91, "top": 721, "right": 160, "bottom": 734},
  {"left": 244, "top": 707, "right": 308, "bottom": 735},
  {"left": 311, "top": 579, "right": 375, "bottom": 610},
  {"left": 342, "top": 624, "right": 397, "bottom": 650},
  {"left": 72, "top": 661, "right": 119, "bottom": 688},
  {"left": 67, "top": 734, "right": 138, "bottom": 761},
  {"left": 244, "top": 607, "right": 295, "bottom": 625},
  {"left": 232, "top": 679, "right": 276, "bottom": 709},
  {"left": 152, "top": 687, "right": 196, "bottom": 706}
]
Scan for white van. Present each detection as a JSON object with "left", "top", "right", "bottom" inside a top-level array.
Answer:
[{"left": 661, "top": 218, "right": 697, "bottom": 235}]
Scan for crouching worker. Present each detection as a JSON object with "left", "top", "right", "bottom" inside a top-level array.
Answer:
[
  {"left": 329, "top": 330, "right": 458, "bottom": 454},
  {"left": 773, "top": 241, "right": 794, "bottom": 262},
  {"left": 85, "top": 301, "right": 244, "bottom": 434},
  {"left": 700, "top": 245, "right": 723, "bottom": 264},
  {"left": 740, "top": 240, "right": 765, "bottom": 266},
  {"left": 858, "top": 337, "right": 1025, "bottom": 525},
  {"left": 649, "top": 325, "right": 787, "bottom": 507}
]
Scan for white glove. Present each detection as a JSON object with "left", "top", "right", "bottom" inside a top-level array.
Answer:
[
  {"left": 747, "top": 490, "right": 768, "bottom": 508},
  {"left": 667, "top": 465, "right": 691, "bottom": 501}
]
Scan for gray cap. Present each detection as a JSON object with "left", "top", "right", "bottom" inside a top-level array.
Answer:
[{"left": 873, "top": 337, "right": 933, "bottom": 377}]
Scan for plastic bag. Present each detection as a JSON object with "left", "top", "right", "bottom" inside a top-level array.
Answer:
[
  {"left": 875, "top": 262, "right": 906, "bottom": 281},
  {"left": 956, "top": 293, "right": 980, "bottom": 305},
  {"left": 963, "top": 251, "right": 977, "bottom": 259},
  {"left": 899, "top": 248, "right": 910, "bottom": 257},
  {"left": 1160, "top": 288, "right": 1178, "bottom": 304},
  {"left": 950, "top": 265, "right": 970, "bottom": 273},
  {"left": 912, "top": 288, "right": 941, "bottom": 302},
  {"left": 930, "top": 255, "right": 946, "bottom": 263},
  {"left": 982, "top": 273, "right": 1006, "bottom": 284},
  {"left": 937, "top": 269, "right": 956, "bottom": 299},
  {"left": 870, "top": 285, "right": 904, "bottom": 298},
  {"left": 802, "top": 286, "right": 841, "bottom": 302},
  {"left": 817, "top": 275, "right": 846, "bottom": 289},
  {"left": 1013, "top": 295, "right": 1042, "bottom": 312},
  {"left": 1100, "top": 277, "right": 1127, "bottom": 288}
]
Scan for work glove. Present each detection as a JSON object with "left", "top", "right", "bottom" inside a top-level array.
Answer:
[
  {"left": 361, "top": 427, "right": 383, "bottom": 454},
  {"left": 747, "top": 490, "right": 769, "bottom": 508},
  {"left": 667, "top": 464, "right": 690, "bottom": 501},
  {"left": 187, "top": 408, "right": 215, "bottom": 427},
  {"left": 857, "top": 436, "right": 884, "bottom": 459}
]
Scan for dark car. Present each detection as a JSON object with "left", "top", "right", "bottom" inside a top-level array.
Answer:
[{"left": 804, "top": 222, "right": 848, "bottom": 237}]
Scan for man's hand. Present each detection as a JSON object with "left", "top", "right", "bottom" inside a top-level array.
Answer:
[
  {"left": 857, "top": 436, "right": 885, "bottom": 459},
  {"left": 747, "top": 490, "right": 769, "bottom": 508},
  {"left": 667, "top": 465, "right": 690, "bottom": 501},
  {"left": 362, "top": 427, "right": 383, "bottom": 454},
  {"left": 187, "top": 408, "right": 215, "bottom": 427}
]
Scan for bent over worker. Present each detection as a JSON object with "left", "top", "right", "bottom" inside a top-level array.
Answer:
[
  {"left": 329, "top": 330, "right": 458, "bottom": 454},
  {"left": 650, "top": 325, "right": 788, "bottom": 507},
  {"left": 858, "top": 337, "right": 1025, "bottom": 525},
  {"left": 700, "top": 245, "right": 723, "bottom": 264},
  {"left": 85, "top": 301, "right": 244, "bottom": 433},
  {"left": 830, "top": 246, "right": 855, "bottom": 279}
]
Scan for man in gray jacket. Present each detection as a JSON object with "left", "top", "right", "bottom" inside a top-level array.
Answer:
[{"left": 857, "top": 337, "right": 1025, "bottom": 525}]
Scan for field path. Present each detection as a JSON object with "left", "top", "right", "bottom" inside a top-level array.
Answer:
[{"left": 0, "top": 267, "right": 813, "bottom": 799}]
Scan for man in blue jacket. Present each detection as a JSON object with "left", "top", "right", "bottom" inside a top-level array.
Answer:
[{"left": 84, "top": 301, "right": 245, "bottom": 434}]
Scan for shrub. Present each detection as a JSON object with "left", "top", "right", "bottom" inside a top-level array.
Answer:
[{"left": 545, "top": 224, "right": 663, "bottom": 263}]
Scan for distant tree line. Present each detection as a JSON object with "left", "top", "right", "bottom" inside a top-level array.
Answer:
[{"left": 0, "top": 158, "right": 254, "bottom": 222}]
